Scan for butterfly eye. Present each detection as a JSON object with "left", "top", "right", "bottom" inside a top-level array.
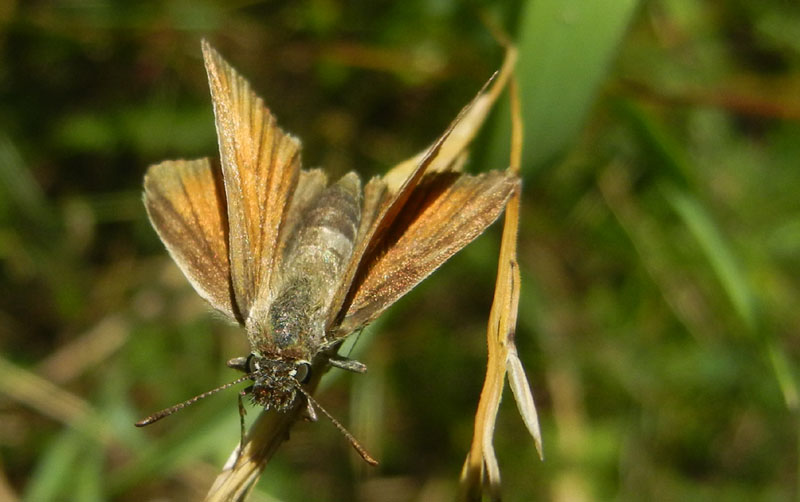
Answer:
[
  {"left": 294, "top": 361, "right": 312, "bottom": 383},
  {"left": 246, "top": 354, "right": 259, "bottom": 373}
]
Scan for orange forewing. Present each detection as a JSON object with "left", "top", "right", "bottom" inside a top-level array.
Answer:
[{"left": 202, "top": 41, "right": 301, "bottom": 320}]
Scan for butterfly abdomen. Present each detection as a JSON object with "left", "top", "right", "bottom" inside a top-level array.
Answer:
[
  {"left": 287, "top": 172, "right": 361, "bottom": 287},
  {"left": 260, "top": 173, "right": 362, "bottom": 354}
]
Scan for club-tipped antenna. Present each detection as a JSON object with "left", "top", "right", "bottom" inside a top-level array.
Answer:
[
  {"left": 135, "top": 374, "right": 253, "bottom": 427},
  {"left": 294, "top": 384, "right": 378, "bottom": 466}
]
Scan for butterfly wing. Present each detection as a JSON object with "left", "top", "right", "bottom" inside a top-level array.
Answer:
[
  {"left": 323, "top": 89, "right": 478, "bottom": 333},
  {"left": 335, "top": 170, "right": 518, "bottom": 335},
  {"left": 143, "top": 158, "right": 239, "bottom": 321},
  {"left": 202, "top": 41, "right": 302, "bottom": 320},
  {"left": 326, "top": 49, "right": 519, "bottom": 337}
]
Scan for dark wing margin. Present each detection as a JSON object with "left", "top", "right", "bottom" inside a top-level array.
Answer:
[{"left": 143, "top": 158, "right": 239, "bottom": 322}]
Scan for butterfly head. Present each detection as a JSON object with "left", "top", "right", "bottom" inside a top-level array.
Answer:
[{"left": 246, "top": 354, "right": 312, "bottom": 412}]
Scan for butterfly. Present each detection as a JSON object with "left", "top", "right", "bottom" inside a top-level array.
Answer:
[{"left": 137, "top": 40, "right": 519, "bottom": 464}]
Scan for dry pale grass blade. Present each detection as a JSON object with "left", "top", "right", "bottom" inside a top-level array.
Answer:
[
  {"left": 382, "top": 46, "right": 518, "bottom": 190},
  {"left": 0, "top": 356, "right": 112, "bottom": 443},
  {"left": 204, "top": 354, "right": 328, "bottom": 501},
  {"left": 507, "top": 345, "right": 541, "bottom": 449},
  {"left": 460, "top": 76, "right": 542, "bottom": 501},
  {"left": 459, "top": 189, "right": 520, "bottom": 500},
  {"left": 37, "top": 314, "right": 128, "bottom": 384},
  {"left": 504, "top": 78, "right": 542, "bottom": 453},
  {"left": 205, "top": 404, "right": 306, "bottom": 501}
]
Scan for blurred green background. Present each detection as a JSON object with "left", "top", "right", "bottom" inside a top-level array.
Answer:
[{"left": 1, "top": 0, "right": 799, "bottom": 500}]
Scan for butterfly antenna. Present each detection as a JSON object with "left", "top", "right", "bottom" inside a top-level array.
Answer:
[
  {"left": 294, "top": 385, "right": 378, "bottom": 466},
  {"left": 135, "top": 374, "right": 253, "bottom": 426}
]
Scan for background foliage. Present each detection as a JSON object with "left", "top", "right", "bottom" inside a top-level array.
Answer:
[{"left": 1, "top": 0, "right": 799, "bottom": 500}]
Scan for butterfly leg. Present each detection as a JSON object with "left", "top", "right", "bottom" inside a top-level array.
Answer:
[
  {"left": 328, "top": 354, "right": 367, "bottom": 373},
  {"left": 238, "top": 386, "right": 252, "bottom": 451},
  {"left": 302, "top": 396, "right": 318, "bottom": 422}
]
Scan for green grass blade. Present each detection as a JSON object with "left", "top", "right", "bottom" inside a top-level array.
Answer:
[
  {"left": 663, "top": 185, "right": 757, "bottom": 332},
  {"left": 487, "top": 0, "right": 639, "bottom": 173}
]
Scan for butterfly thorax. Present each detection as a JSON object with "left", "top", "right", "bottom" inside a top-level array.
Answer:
[{"left": 246, "top": 172, "right": 362, "bottom": 364}]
